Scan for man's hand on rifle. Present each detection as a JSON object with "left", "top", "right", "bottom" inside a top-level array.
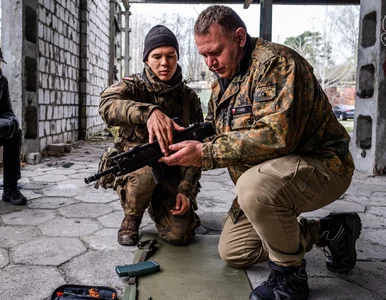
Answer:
[
  {"left": 171, "top": 193, "right": 190, "bottom": 215},
  {"left": 159, "top": 140, "right": 203, "bottom": 167},
  {"left": 147, "top": 109, "right": 185, "bottom": 155}
]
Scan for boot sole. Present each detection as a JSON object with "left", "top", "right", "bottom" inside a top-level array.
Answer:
[
  {"left": 117, "top": 235, "right": 138, "bottom": 246},
  {"left": 326, "top": 212, "right": 362, "bottom": 273},
  {"left": 2, "top": 195, "right": 27, "bottom": 206}
]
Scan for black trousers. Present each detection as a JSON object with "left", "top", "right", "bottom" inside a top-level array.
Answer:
[{"left": 0, "top": 129, "right": 21, "bottom": 186}]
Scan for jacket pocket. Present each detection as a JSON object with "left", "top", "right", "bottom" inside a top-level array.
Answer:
[
  {"left": 253, "top": 85, "right": 276, "bottom": 121},
  {"left": 258, "top": 155, "right": 328, "bottom": 206}
]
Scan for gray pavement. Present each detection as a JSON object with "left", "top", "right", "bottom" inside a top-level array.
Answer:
[{"left": 1, "top": 137, "right": 386, "bottom": 300}]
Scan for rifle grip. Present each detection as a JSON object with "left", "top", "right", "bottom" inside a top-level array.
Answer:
[{"left": 151, "top": 163, "right": 165, "bottom": 184}]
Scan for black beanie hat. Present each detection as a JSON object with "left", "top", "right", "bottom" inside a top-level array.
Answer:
[{"left": 142, "top": 25, "right": 179, "bottom": 62}]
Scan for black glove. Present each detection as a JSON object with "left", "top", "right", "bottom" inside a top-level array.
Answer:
[{"left": 0, "top": 116, "right": 18, "bottom": 139}]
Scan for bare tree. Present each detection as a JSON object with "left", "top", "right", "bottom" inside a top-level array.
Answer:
[
  {"left": 128, "top": 11, "right": 210, "bottom": 81},
  {"left": 128, "top": 12, "right": 153, "bottom": 74},
  {"left": 329, "top": 6, "right": 360, "bottom": 55},
  {"left": 285, "top": 6, "right": 359, "bottom": 92},
  {"left": 313, "top": 6, "right": 359, "bottom": 90}
]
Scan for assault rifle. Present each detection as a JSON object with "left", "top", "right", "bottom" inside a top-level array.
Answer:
[{"left": 84, "top": 122, "right": 215, "bottom": 185}]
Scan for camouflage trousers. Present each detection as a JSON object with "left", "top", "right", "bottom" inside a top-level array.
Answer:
[
  {"left": 115, "top": 166, "right": 199, "bottom": 245},
  {"left": 218, "top": 154, "right": 353, "bottom": 268}
]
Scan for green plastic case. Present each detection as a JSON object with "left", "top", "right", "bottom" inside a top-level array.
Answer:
[{"left": 115, "top": 260, "right": 160, "bottom": 278}]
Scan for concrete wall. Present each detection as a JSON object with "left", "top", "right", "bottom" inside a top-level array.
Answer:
[{"left": 351, "top": 0, "right": 386, "bottom": 174}]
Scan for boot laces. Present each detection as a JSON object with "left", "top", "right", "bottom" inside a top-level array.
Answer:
[
  {"left": 263, "top": 269, "right": 280, "bottom": 289},
  {"left": 322, "top": 247, "right": 331, "bottom": 258}
]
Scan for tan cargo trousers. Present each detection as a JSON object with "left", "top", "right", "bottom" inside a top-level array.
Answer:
[
  {"left": 115, "top": 166, "right": 199, "bottom": 245},
  {"left": 218, "top": 154, "right": 353, "bottom": 268}
]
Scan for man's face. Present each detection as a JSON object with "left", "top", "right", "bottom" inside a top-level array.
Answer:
[
  {"left": 195, "top": 24, "right": 246, "bottom": 80},
  {"left": 146, "top": 46, "right": 178, "bottom": 81}
]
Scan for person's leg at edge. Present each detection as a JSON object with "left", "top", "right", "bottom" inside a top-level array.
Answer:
[
  {"left": 116, "top": 166, "right": 156, "bottom": 246},
  {"left": 2, "top": 130, "right": 27, "bottom": 206},
  {"left": 236, "top": 155, "right": 359, "bottom": 300}
]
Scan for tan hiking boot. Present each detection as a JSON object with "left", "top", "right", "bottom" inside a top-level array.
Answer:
[{"left": 117, "top": 215, "right": 142, "bottom": 246}]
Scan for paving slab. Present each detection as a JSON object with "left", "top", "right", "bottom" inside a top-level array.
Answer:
[
  {"left": 81, "top": 228, "right": 123, "bottom": 251},
  {"left": 58, "top": 203, "right": 113, "bottom": 218},
  {"left": 0, "top": 265, "right": 65, "bottom": 300},
  {"left": 31, "top": 174, "right": 69, "bottom": 182},
  {"left": 12, "top": 237, "right": 86, "bottom": 266},
  {"left": 2, "top": 209, "right": 56, "bottom": 226},
  {"left": 74, "top": 190, "right": 119, "bottom": 203},
  {"left": 39, "top": 217, "right": 101, "bottom": 237},
  {"left": 28, "top": 196, "right": 79, "bottom": 209},
  {"left": 0, "top": 248, "right": 8, "bottom": 268},
  {"left": 62, "top": 248, "right": 133, "bottom": 295},
  {"left": 0, "top": 225, "right": 42, "bottom": 248}
]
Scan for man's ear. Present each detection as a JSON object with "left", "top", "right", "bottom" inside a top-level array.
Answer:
[{"left": 235, "top": 28, "right": 247, "bottom": 47}]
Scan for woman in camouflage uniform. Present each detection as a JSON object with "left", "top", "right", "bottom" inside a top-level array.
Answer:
[
  {"left": 160, "top": 6, "right": 361, "bottom": 300},
  {"left": 99, "top": 25, "right": 203, "bottom": 246}
]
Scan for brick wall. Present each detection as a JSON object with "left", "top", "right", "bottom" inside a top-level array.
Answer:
[
  {"left": 326, "top": 85, "right": 356, "bottom": 107},
  {"left": 36, "top": 0, "right": 110, "bottom": 150},
  {"left": 37, "top": 0, "right": 81, "bottom": 149},
  {"left": 85, "top": 0, "right": 110, "bottom": 138}
]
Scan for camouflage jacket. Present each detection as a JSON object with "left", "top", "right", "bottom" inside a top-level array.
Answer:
[
  {"left": 202, "top": 38, "right": 355, "bottom": 222},
  {"left": 99, "top": 65, "right": 204, "bottom": 201}
]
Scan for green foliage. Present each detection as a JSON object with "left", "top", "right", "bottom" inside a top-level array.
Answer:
[{"left": 284, "top": 31, "right": 322, "bottom": 66}]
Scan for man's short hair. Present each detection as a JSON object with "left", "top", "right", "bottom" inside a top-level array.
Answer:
[{"left": 194, "top": 5, "right": 247, "bottom": 36}]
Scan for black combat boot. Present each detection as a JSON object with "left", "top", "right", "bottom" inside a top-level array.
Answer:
[
  {"left": 317, "top": 212, "right": 361, "bottom": 273},
  {"left": 2, "top": 185, "right": 27, "bottom": 206},
  {"left": 117, "top": 215, "right": 142, "bottom": 246},
  {"left": 250, "top": 260, "right": 309, "bottom": 300}
]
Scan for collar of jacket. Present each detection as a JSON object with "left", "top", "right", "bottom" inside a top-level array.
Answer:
[
  {"left": 213, "top": 34, "right": 254, "bottom": 107},
  {"left": 142, "top": 64, "right": 183, "bottom": 95},
  {"left": 216, "top": 34, "right": 253, "bottom": 96}
]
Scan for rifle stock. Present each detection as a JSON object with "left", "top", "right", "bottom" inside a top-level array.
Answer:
[{"left": 84, "top": 122, "right": 215, "bottom": 185}]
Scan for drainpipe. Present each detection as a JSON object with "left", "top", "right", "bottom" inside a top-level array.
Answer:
[
  {"left": 109, "top": 0, "right": 117, "bottom": 85},
  {"left": 121, "top": 0, "right": 131, "bottom": 76}
]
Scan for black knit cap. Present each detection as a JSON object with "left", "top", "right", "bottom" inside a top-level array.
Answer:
[{"left": 142, "top": 25, "right": 179, "bottom": 62}]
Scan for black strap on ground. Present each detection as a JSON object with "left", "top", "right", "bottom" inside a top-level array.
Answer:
[{"left": 124, "top": 239, "right": 158, "bottom": 300}]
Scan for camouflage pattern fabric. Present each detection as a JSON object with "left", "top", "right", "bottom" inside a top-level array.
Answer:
[
  {"left": 115, "top": 166, "right": 199, "bottom": 245},
  {"left": 202, "top": 38, "right": 355, "bottom": 222},
  {"left": 150, "top": 182, "right": 200, "bottom": 245},
  {"left": 96, "top": 147, "right": 121, "bottom": 189},
  {"left": 99, "top": 64, "right": 204, "bottom": 219}
]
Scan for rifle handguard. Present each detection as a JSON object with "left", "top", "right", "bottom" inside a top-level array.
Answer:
[{"left": 84, "top": 122, "right": 215, "bottom": 185}]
